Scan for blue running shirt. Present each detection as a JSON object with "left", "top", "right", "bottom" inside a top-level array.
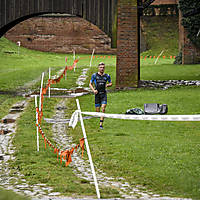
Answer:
[{"left": 90, "top": 73, "right": 111, "bottom": 94}]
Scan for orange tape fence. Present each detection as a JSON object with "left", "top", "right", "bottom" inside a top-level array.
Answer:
[
  {"left": 141, "top": 55, "right": 176, "bottom": 60},
  {"left": 79, "top": 55, "right": 176, "bottom": 60},
  {"left": 35, "top": 58, "right": 84, "bottom": 167}
]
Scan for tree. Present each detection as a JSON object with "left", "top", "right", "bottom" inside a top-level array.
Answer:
[{"left": 179, "top": 0, "right": 200, "bottom": 47}]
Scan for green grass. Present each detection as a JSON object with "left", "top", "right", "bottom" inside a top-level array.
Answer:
[
  {"left": 0, "top": 37, "right": 116, "bottom": 91},
  {"left": 141, "top": 58, "right": 200, "bottom": 80},
  {"left": 71, "top": 87, "right": 200, "bottom": 199},
  {"left": 141, "top": 16, "right": 179, "bottom": 57},
  {"left": 11, "top": 97, "right": 120, "bottom": 198},
  {"left": 0, "top": 95, "right": 23, "bottom": 119},
  {"left": 0, "top": 187, "right": 29, "bottom": 200},
  {"left": 1, "top": 37, "right": 200, "bottom": 198},
  {"left": 0, "top": 37, "right": 94, "bottom": 91}
]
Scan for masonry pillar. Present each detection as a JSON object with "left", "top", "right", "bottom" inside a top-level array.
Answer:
[{"left": 116, "top": 0, "right": 139, "bottom": 89}]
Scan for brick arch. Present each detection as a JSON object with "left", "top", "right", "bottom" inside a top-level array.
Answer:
[
  {"left": 5, "top": 14, "right": 116, "bottom": 54},
  {"left": 0, "top": 0, "right": 118, "bottom": 47},
  {"left": 0, "top": 12, "right": 50, "bottom": 37}
]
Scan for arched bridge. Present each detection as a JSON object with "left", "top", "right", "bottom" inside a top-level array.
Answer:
[
  {"left": 0, "top": 0, "right": 118, "bottom": 47},
  {"left": 0, "top": 0, "right": 140, "bottom": 88}
]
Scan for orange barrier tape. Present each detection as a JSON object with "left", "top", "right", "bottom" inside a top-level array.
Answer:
[
  {"left": 38, "top": 58, "right": 79, "bottom": 123},
  {"left": 80, "top": 138, "right": 85, "bottom": 157},
  {"left": 37, "top": 123, "right": 85, "bottom": 167},
  {"left": 44, "top": 137, "right": 46, "bottom": 149},
  {"left": 35, "top": 58, "right": 87, "bottom": 167},
  {"left": 140, "top": 56, "right": 176, "bottom": 59}
]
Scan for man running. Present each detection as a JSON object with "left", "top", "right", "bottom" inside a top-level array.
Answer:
[{"left": 89, "top": 62, "right": 112, "bottom": 129}]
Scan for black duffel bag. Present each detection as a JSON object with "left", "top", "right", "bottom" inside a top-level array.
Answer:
[
  {"left": 144, "top": 103, "right": 168, "bottom": 115},
  {"left": 125, "top": 108, "right": 145, "bottom": 115}
]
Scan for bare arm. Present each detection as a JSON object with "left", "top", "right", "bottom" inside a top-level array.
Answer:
[
  {"left": 89, "top": 82, "right": 98, "bottom": 94},
  {"left": 106, "top": 82, "right": 112, "bottom": 88}
]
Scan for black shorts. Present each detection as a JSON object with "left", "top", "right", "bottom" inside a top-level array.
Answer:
[{"left": 95, "top": 92, "right": 107, "bottom": 107}]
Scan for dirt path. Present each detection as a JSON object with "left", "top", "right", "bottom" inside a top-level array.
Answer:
[{"left": 0, "top": 100, "right": 60, "bottom": 199}]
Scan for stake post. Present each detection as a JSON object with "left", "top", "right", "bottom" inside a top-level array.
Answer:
[
  {"left": 76, "top": 99, "right": 100, "bottom": 199},
  {"left": 34, "top": 95, "right": 39, "bottom": 152},
  {"left": 39, "top": 72, "right": 44, "bottom": 112},
  {"left": 155, "top": 50, "right": 164, "bottom": 64},
  {"left": 49, "top": 68, "right": 51, "bottom": 98},
  {"left": 90, "top": 49, "right": 95, "bottom": 67}
]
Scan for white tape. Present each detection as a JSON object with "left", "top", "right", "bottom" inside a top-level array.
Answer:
[
  {"left": 81, "top": 112, "right": 200, "bottom": 122},
  {"left": 69, "top": 110, "right": 79, "bottom": 129},
  {"left": 69, "top": 110, "right": 200, "bottom": 129}
]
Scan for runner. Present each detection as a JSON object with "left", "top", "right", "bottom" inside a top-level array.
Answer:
[{"left": 89, "top": 62, "right": 112, "bottom": 129}]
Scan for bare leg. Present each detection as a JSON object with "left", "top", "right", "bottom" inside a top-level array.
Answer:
[
  {"left": 96, "top": 107, "right": 100, "bottom": 112},
  {"left": 100, "top": 104, "right": 107, "bottom": 127}
]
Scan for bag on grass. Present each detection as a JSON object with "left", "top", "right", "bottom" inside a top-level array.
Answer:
[
  {"left": 125, "top": 108, "right": 145, "bottom": 115},
  {"left": 144, "top": 103, "right": 168, "bottom": 115}
]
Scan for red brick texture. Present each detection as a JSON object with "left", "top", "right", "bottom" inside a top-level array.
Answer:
[
  {"left": 116, "top": 0, "right": 139, "bottom": 88},
  {"left": 5, "top": 16, "right": 116, "bottom": 54}
]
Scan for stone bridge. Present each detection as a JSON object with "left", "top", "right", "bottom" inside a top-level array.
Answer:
[
  {"left": 1, "top": 0, "right": 199, "bottom": 87},
  {"left": 0, "top": 0, "right": 140, "bottom": 88}
]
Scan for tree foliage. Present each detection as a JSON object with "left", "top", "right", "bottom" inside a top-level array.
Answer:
[{"left": 179, "top": 0, "right": 200, "bottom": 47}]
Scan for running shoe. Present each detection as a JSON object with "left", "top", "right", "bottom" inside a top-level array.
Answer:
[{"left": 100, "top": 125, "right": 104, "bottom": 130}]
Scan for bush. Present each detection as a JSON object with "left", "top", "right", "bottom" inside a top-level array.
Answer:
[
  {"left": 174, "top": 51, "right": 182, "bottom": 64},
  {"left": 143, "top": 4, "right": 178, "bottom": 16},
  {"left": 179, "top": 0, "right": 200, "bottom": 48}
]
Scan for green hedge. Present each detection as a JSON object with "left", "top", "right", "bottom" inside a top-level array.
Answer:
[
  {"left": 179, "top": 0, "right": 200, "bottom": 48},
  {"left": 143, "top": 4, "right": 179, "bottom": 16}
]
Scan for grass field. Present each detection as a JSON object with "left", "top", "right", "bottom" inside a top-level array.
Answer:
[
  {"left": 140, "top": 58, "right": 200, "bottom": 80},
  {"left": 0, "top": 187, "right": 30, "bottom": 200},
  {"left": 0, "top": 37, "right": 200, "bottom": 199},
  {"left": 72, "top": 87, "right": 200, "bottom": 199},
  {"left": 141, "top": 16, "right": 179, "bottom": 57}
]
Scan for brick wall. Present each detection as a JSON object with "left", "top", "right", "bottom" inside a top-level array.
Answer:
[
  {"left": 5, "top": 15, "right": 116, "bottom": 54},
  {"left": 116, "top": 0, "right": 139, "bottom": 88}
]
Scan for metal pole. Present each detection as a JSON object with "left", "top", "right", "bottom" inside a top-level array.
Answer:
[
  {"left": 90, "top": 49, "right": 95, "bottom": 67},
  {"left": 65, "top": 57, "right": 67, "bottom": 80},
  {"left": 34, "top": 95, "right": 39, "bottom": 152},
  {"left": 197, "top": 29, "right": 200, "bottom": 37},
  {"left": 17, "top": 41, "right": 21, "bottom": 55},
  {"left": 49, "top": 68, "right": 51, "bottom": 98},
  {"left": 73, "top": 49, "right": 76, "bottom": 61},
  {"left": 76, "top": 99, "right": 101, "bottom": 199},
  {"left": 39, "top": 72, "right": 44, "bottom": 112},
  {"left": 154, "top": 50, "right": 164, "bottom": 64},
  {"left": 73, "top": 49, "right": 76, "bottom": 72}
]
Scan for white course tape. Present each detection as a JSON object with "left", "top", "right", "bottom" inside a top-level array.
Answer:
[
  {"left": 69, "top": 110, "right": 79, "bottom": 129},
  {"left": 69, "top": 110, "right": 200, "bottom": 129},
  {"left": 82, "top": 112, "right": 200, "bottom": 121}
]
